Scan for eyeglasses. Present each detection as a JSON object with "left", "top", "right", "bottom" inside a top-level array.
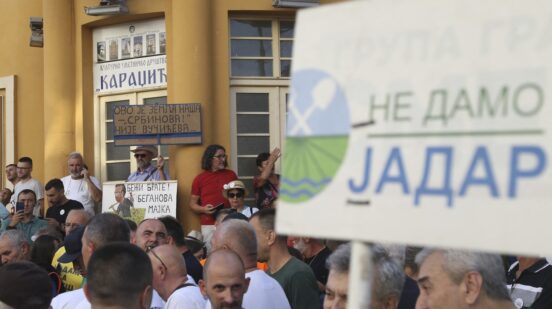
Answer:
[
  {"left": 213, "top": 154, "right": 227, "bottom": 159},
  {"left": 16, "top": 166, "right": 31, "bottom": 170},
  {"left": 134, "top": 153, "right": 147, "bottom": 158},
  {"left": 228, "top": 192, "right": 244, "bottom": 199},
  {"left": 148, "top": 247, "right": 168, "bottom": 272}
]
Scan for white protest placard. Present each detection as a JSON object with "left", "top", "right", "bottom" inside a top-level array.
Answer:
[
  {"left": 277, "top": 0, "right": 552, "bottom": 256},
  {"left": 102, "top": 181, "right": 177, "bottom": 223}
]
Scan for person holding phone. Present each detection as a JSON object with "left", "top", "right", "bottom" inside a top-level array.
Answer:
[
  {"left": 189, "top": 145, "right": 237, "bottom": 251},
  {"left": 1, "top": 189, "right": 47, "bottom": 243},
  {"left": 61, "top": 152, "right": 102, "bottom": 216}
]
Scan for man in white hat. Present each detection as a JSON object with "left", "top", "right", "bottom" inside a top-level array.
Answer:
[{"left": 128, "top": 145, "right": 169, "bottom": 182}]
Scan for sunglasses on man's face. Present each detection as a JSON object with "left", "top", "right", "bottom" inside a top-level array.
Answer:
[
  {"left": 228, "top": 192, "right": 244, "bottom": 199},
  {"left": 134, "top": 153, "right": 148, "bottom": 158}
]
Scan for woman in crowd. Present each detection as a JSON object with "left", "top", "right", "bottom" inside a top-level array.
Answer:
[
  {"left": 254, "top": 148, "right": 281, "bottom": 209},
  {"left": 223, "top": 180, "right": 258, "bottom": 218},
  {"left": 189, "top": 144, "right": 237, "bottom": 249}
]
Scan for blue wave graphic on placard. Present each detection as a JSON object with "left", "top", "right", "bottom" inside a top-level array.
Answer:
[
  {"left": 280, "top": 188, "right": 316, "bottom": 198},
  {"left": 281, "top": 177, "right": 332, "bottom": 188}
]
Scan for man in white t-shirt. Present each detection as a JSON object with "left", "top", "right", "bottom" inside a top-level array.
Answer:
[
  {"left": 61, "top": 152, "right": 102, "bottom": 216},
  {"left": 11, "top": 157, "right": 44, "bottom": 217},
  {"left": 207, "top": 219, "right": 290, "bottom": 309},
  {"left": 148, "top": 244, "right": 206, "bottom": 309}
]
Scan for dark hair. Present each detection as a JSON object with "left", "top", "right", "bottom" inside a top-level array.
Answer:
[
  {"left": 86, "top": 242, "right": 152, "bottom": 307},
  {"left": 45, "top": 178, "right": 64, "bottom": 191},
  {"left": 256, "top": 152, "right": 270, "bottom": 167},
  {"left": 18, "top": 189, "right": 37, "bottom": 201},
  {"left": 201, "top": 144, "right": 227, "bottom": 170},
  {"left": 115, "top": 184, "right": 126, "bottom": 194},
  {"left": 222, "top": 212, "right": 249, "bottom": 222},
  {"left": 31, "top": 235, "right": 60, "bottom": 269},
  {"left": 85, "top": 213, "right": 130, "bottom": 248},
  {"left": 250, "top": 208, "right": 286, "bottom": 243},
  {"left": 18, "top": 157, "right": 33, "bottom": 167},
  {"left": 0, "top": 262, "right": 53, "bottom": 309},
  {"left": 158, "top": 216, "right": 185, "bottom": 247},
  {"left": 124, "top": 219, "right": 137, "bottom": 232}
]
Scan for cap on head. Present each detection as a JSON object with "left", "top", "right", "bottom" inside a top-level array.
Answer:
[
  {"left": 131, "top": 145, "right": 158, "bottom": 157},
  {"left": 58, "top": 225, "right": 85, "bottom": 263}
]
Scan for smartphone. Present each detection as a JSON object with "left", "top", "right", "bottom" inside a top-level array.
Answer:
[
  {"left": 212, "top": 203, "right": 225, "bottom": 212},
  {"left": 15, "top": 202, "right": 25, "bottom": 212}
]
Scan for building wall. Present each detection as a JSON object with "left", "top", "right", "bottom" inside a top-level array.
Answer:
[{"left": 0, "top": 0, "right": 343, "bottom": 231}]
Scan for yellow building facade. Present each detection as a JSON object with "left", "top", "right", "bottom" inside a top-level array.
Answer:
[{"left": 0, "top": 0, "right": 340, "bottom": 230}]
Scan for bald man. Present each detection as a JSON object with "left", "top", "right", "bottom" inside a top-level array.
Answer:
[
  {"left": 209, "top": 220, "right": 290, "bottom": 309},
  {"left": 200, "top": 249, "right": 250, "bottom": 309},
  {"left": 52, "top": 209, "right": 92, "bottom": 291},
  {"left": 148, "top": 245, "right": 205, "bottom": 309},
  {"left": 133, "top": 219, "right": 169, "bottom": 251}
]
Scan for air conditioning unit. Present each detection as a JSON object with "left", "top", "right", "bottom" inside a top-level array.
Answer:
[{"left": 272, "top": 0, "right": 320, "bottom": 8}]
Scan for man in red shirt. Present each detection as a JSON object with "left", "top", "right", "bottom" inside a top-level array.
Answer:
[{"left": 189, "top": 144, "right": 237, "bottom": 251}]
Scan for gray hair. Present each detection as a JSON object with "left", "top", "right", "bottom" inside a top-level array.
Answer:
[
  {"left": 85, "top": 213, "right": 130, "bottom": 248},
  {"left": 416, "top": 248, "right": 510, "bottom": 300},
  {"left": 326, "top": 242, "right": 351, "bottom": 273},
  {"left": 67, "top": 152, "right": 84, "bottom": 161},
  {"left": 216, "top": 219, "right": 257, "bottom": 259},
  {"left": 371, "top": 244, "right": 405, "bottom": 302},
  {"left": 326, "top": 243, "right": 404, "bottom": 302},
  {"left": 0, "top": 230, "right": 29, "bottom": 247}
]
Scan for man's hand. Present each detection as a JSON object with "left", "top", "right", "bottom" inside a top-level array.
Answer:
[
  {"left": 157, "top": 156, "right": 165, "bottom": 170},
  {"left": 9, "top": 211, "right": 24, "bottom": 226},
  {"left": 203, "top": 204, "right": 216, "bottom": 215},
  {"left": 81, "top": 168, "right": 89, "bottom": 179}
]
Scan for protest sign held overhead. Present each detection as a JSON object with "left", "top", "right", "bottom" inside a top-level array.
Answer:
[
  {"left": 277, "top": 0, "right": 552, "bottom": 256},
  {"left": 102, "top": 181, "right": 177, "bottom": 223},
  {"left": 113, "top": 103, "right": 202, "bottom": 145}
]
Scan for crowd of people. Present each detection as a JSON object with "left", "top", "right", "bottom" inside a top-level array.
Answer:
[{"left": 0, "top": 144, "right": 551, "bottom": 309}]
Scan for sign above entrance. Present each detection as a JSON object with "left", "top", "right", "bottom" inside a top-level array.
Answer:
[
  {"left": 113, "top": 103, "right": 202, "bottom": 145},
  {"left": 277, "top": 0, "right": 552, "bottom": 256},
  {"left": 93, "top": 18, "right": 166, "bottom": 93}
]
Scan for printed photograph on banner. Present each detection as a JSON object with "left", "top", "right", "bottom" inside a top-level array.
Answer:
[
  {"left": 101, "top": 181, "right": 177, "bottom": 224},
  {"left": 121, "top": 37, "right": 131, "bottom": 59},
  {"left": 133, "top": 36, "right": 143, "bottom": 57},
  {"left": 146, "top": 33, "right": 156, "bottom": 56},
  {"left": 97, "top": 41, "right": 106, "bottom": 62},
  {"left": 159, "top": 32, "right": 166, "bottom": 54},
  {"left": 109, "top": 39, "right": 118, "bottom": 61}
]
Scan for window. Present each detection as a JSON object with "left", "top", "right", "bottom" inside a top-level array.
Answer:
[
  {"left": 98, "top": 90, "right": 169, "bottom": 182},
  {"left": 229, "top": 17, "right": 294, "bottom": 201},
  {"left": 230, "top": 18, "right": 295, "bottom": 78}
]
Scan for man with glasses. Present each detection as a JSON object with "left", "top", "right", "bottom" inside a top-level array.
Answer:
[
  {"left": 11, "top": 157, "right": 44, "bottom": 217},
  {"left": 189, "top": 144, "right": 237, "bottom": 251},
  {"left": 148, "top": 244, "right": 205, "bottom": 308},
  {"left": 127, "top": 145, "right": 169, "bottom": 182}
]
